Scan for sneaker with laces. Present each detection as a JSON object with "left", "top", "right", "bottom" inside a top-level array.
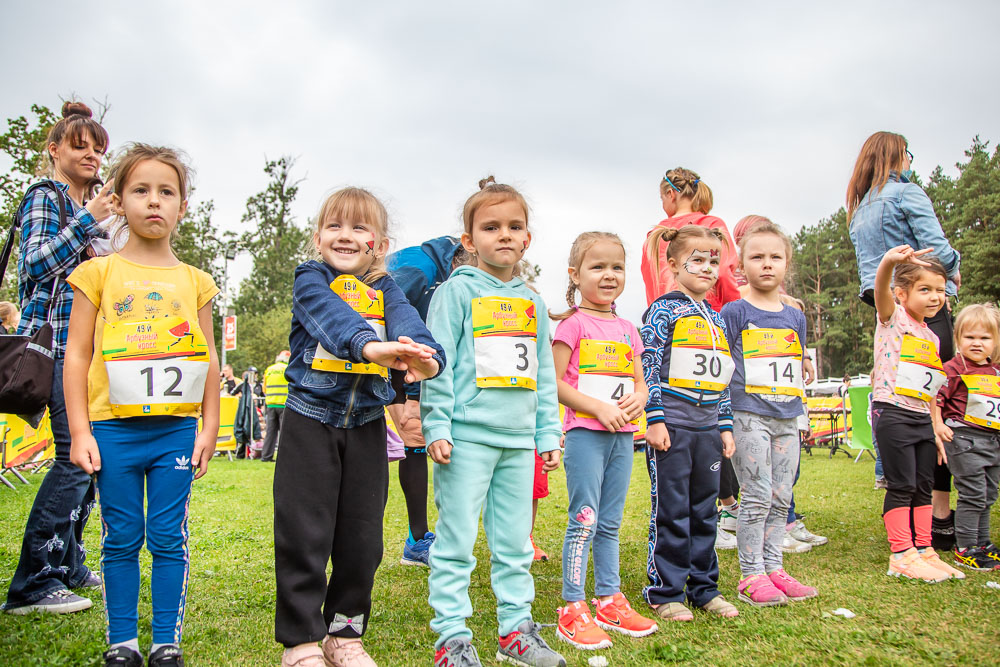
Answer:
[
  {"left": 80, "top": 570, "right": 103, "bottom": 589},
  {"left": 497, "top": 620, "right": 566, "bottom": 666},
  {"left": 874, "top": 477, "right": 888, "bottom": 490},
  {"left": 767, "top": 569, "right": 818, "bottom": 600},
  {"left": 282, "top": 644, "right": 325, "bottom": 667},
  {"left": 530, "top": 535, "right": 549, "bottom": 562},
  {"left": 434, "top": 639, "right": 482, "bottom": 667},
  {"left": 103, "top": 646, "right": 143, "bottom": 667},
  {"left": 737, "top": 574, "right": 788, "bottom": 607},
  {"left": 789, "top": 520, "right": 828, "bottom": 546},
  {"left": 715, "top": 527, "right": 737, "bottom": 550},
  {"left": 953, "top": 546, "right": 997, "bottom": 571},
  {"left": 918, "top": 547, "right": 966, "bottom": 580},
  {"left": 148, "top": 645, "right": 184, "bottom": 666},
  {"left": 593, "top": 592, "right": 657, "bottom": 638},
  {"left": 718, "top": 504, "right": 739, "bottom": 532},
  {"left": 983, "top": 543, "right": 1000, "bottom": 568},
  {"left": 401, "top": 531, "right": 435, "bottom": 567},
  {"left": 322, "top": 636, "right": 377, "bottom": 667},
  {"left": 4, "top": 588, "right": 93, "bottom": 615},
  {"left": 556, "top": 601, "right": 612, "bottom": 650},
  {"left": 781, "top": 533, "right": 812, "bottom": 553},
  {"left": 887, "top": 547, "right": 949, "bottom": 583}
]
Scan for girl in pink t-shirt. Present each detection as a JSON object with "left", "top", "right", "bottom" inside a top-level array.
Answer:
[
  {"left": 550, "top": 232, "right": 657, "bottom": 651},
  {"left": 872, "top": 245, "right": 965, "bottom": 582}
]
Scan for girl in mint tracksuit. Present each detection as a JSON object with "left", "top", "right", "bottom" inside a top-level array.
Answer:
[{"left": 421, "top": 178, "right": 566, "bottom": 667}]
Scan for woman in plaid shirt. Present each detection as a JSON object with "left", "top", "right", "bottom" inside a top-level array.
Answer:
[{"left": 3, "top": 101, "right": 116, "bottom": 616}]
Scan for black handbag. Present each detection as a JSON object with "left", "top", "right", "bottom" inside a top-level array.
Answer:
[{"left": 0, "top": 181, "right": 67, "bottom": 426}]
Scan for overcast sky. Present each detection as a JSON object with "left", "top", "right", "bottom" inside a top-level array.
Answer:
[{"left": 3, "top": 1, "right": 998, "bottom": 321}]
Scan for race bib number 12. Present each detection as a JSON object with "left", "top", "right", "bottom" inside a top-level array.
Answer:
[
  {"left": 894, "top": 335, "right": 945, "bottom": 402},
  {"left": 471, "top": 296, "right": 538, "bottom": 389}
]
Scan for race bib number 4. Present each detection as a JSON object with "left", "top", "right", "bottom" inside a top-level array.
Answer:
[
  {"left": 894, "top": 335, "right": 945, "bottom": 402},
  {"left": 668, "top": 316, "right": 735, "bottom": 392},
  {"left": 742, "top": 328, "right": 804, "bottom": 397},
  {"left": 576, "top": 339, "right": 636, "bottom": 419},
  {"left": 312, "top": 275, "right": 388, "bottom": 377},
  {"left": 962, "top": 374, "right": 1000, "bottom": 430},
  {"left": 472, "top": 296, "right": 538, "bottom": 389},
  {"left": 102, "top": 316, "right": 210, "bottom": 417}
]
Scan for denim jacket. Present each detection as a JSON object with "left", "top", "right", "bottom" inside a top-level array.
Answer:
[
  {"left": 284, "top": 260, "right": 445, "bottom": 429},
  {"left": 849, "top": 173, "right": 960, "bottom": 304}
]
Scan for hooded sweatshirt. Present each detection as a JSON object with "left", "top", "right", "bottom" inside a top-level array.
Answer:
[{"left": 420, "top": 265, "right": 562, "bottom": 453}]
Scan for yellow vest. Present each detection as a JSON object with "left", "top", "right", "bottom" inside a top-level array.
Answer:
[{"left": 263, "top": 362, "right": 289, "bottom": 408}]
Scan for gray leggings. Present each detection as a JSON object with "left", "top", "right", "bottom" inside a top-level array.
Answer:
[{"left": 732, "top": 411, "right": 800, "bottom": 576}]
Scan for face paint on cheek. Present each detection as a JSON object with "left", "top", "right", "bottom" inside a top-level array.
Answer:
[
  {"left": 683, "top": 249, "right": 713, "bottom": 276},
  {"left": 522, "top": 240, "right": 528, "bottom": 250},
  {"left": 365, "top": 234, "right": 376, "bottom": 255}
]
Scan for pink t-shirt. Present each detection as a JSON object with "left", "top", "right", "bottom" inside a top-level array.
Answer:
[
  {"left": 552, "top": 310, "right": 644, "bottom": 432},
  {"left": 872, "top": 304, "right": 941, "bottom": 414}
]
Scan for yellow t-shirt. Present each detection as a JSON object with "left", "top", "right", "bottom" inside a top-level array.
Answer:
[{"left": 67, "top": 254, "right": 219, "bottom": 421}]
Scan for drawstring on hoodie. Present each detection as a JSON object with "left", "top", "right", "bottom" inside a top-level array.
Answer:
[{"left": 685, "top": 294, "right": 721, "bottom": 358}]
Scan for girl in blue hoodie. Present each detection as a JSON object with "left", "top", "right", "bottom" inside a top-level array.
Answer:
[
  {"left": 273, "top": 187, "right": 444, "bottom": 667},
  {"left": 421, "top": 177, "right": 566, "bottom": 667}
]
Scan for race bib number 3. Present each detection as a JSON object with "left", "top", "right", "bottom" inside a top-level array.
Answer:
[
  {"left": 894, "top": 335, "right": 945, "bottom": 402},
  {"left": 471, "top": 296, "right": 538, "bottom": 389},
  {"left": 311, "top": 275, "right": 388, "bottom": 377},
  {"left": 962, "top": 374, "right": 1000, "bottom": 430},
  {"left": 576, "top": 339, "right": 636, "bottom": 419},
  {"left": 668, "top": 316, "right": 735, "bottom": 392},
  {"left": 742, "top": 328, "right": 804, "bottom": 397},
  {"left": 102, "top": 316, "right": 210, "bottom": 417}
]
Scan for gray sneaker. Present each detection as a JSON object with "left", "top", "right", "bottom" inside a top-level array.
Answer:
[
  {"left": 4, "top": 588, "right": 93, "bottom": 615},
  {"left": 497, "top": 621, "right": 566, "bottom": 667},
  {"left": 80, "top": 570, "right": 103, "bottom": 589},
  {"left": 434, "top": 638, "right": 482, "bottom": 666}
]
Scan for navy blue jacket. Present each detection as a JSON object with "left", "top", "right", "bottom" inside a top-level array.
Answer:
[{"left": 386, "top": 236, "right": 462, "bottom": 320}]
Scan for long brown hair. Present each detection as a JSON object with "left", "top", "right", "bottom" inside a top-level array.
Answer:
[
  {"left": 846, "top": 131, "right": 908, "bottom": 224},
  {"left": 550, "top": 231, "right": 625, "bottom": 320},
  {"left": 44, "top": 101, "right": 110, "bottom": 175}
]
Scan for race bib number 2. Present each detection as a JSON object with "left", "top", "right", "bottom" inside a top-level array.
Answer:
[
  {"left": 472, "top": 296, "right": 538, "bottom": 389},
  {"left": 962, "top": 374, "right": 1000, "bottom": 430},
  {"left": 894, "top": 335, "right": 945, "bottom": 403}
]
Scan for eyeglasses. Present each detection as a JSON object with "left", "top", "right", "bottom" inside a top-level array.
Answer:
[{"left": 906, "top": 148, "right": 914, "bottom": 164}]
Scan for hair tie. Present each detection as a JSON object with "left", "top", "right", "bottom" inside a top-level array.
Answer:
[
  {"left": 663, "top": 174, "right": 681, "bottom": 192},
  {"left": 691, "top": 179, "right": 700, "bottom": 186}
]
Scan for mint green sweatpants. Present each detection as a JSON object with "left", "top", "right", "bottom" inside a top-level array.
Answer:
[{"left": 428, "top": 440, "right": 535, "bottom": 648}]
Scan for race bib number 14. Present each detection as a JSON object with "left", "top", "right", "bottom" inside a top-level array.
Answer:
[
  {"left": 471, "top": 296, "right": 538, "bottom": 389},
  {"left": 742, "top": 328, "right": 804, "bottom": 397}
]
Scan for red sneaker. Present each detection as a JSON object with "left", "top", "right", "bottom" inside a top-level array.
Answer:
[
  {"left": 593, "top": 593, "right": 657, "bottom": 637},
  {"left": 530, "top": 534, "right": 548, "bottom": 561},
  {"left": 556, "top": 601, "right": 612, "bottom": 650}
]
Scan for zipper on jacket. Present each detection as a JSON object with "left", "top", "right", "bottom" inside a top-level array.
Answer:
[{"left": 341, "top": 375, "right": 363, "bottom": 428}]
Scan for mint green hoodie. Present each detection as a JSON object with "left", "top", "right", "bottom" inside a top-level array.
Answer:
[{"left": 420, "top": 266, "right": 562, "bottom": 453}]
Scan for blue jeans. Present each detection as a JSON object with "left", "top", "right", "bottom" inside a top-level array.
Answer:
[
  {"left": 561, "top": 428, "right": 633, "bottom": 601},
  {"left": 93, "top": 417, "right": 196, "bottom": 644},
  {"left": 4, "top": 359, "right": 95, "bottom": 609}
]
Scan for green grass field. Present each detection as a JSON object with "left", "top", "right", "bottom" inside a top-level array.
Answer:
[{"left": 1, "top": 450, "right": 999, "bottom": 666}]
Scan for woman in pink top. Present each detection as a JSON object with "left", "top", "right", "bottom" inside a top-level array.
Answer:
[{"left": 640, "top": 167, "right": 740, "bottom": 310}]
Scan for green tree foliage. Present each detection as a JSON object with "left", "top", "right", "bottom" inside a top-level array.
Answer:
[
  {"left": 225, "top": 307, "right": 293, "bottom": 375},
  {"left": 232, "top": 157, "right": 311, "bottom": 317},
  {"left": 173, "top": 200, "right": 234, "bottom": 289}
]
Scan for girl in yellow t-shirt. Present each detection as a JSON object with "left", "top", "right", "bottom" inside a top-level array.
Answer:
[{"left": 64, "top": 144, "right": 220, "bottom": 667}]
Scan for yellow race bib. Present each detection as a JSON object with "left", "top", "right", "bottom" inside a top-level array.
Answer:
[
  {"left": 102, "top": 316, "right": 210, "bottom": 417},
  {"left": 576, "top": 339, "right": 636, "bottom": 420},
  {"left": 742, "top": 328, "right": 804, "bottom": 397},
  {"left": 668, "top": 316, "right": 735, "bottom": 392},
  {"left": 895, "top": 335, "right": 945, "bottom": 402},
  {"left": 312, "top": 275, "right": 388, "bottom": 377},
  {"left": 471, "top": 296, "right": 538, "bottom": 389},
  {"left": 961, "top": 374, "right": 1000, "bottom": 430}
]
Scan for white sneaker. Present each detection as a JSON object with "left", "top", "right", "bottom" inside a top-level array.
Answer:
[
  {"left": 789, "top": 520, "right": 828, "bottom": 546},
  {"left": 781, "top": 533, "right": 812, "bottom": 553},
  {"left": 715, "top": 527, "right": 738, "bottom": 550},
  {"left": 718, "top": 504, "right": 739, "bottom": 532}
]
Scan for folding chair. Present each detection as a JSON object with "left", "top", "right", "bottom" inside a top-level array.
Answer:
[{"left": 842, "top": 385, "right": 876, "bottom": 462}]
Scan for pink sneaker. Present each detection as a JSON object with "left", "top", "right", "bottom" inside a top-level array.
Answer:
[
  {"left": 767, "top": 569, "right": 818, "bottom": 601},
  {"left": 737, "top": 574, "right": 788, "bottom": 607}
]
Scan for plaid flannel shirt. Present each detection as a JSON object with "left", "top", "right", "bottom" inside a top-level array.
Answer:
[{"left": 16, "top": 181, "right": 103, "bottom": 359}]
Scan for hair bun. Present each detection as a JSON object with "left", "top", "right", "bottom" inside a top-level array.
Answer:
[
  {"left": 478, "top": 175, "right": 497, "bottom": 190},
  {"left": 61, "top": 101, "right": 93, "bottom": 119}
]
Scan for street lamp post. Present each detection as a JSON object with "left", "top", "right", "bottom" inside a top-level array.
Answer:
[{"left": 221, "top": 243, "right": 237, "bottom": 369}]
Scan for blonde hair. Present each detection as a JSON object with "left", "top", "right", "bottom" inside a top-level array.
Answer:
[
  {"left": 660, "top": 167, "right": 713, "bottom": 215},
  {"left": 462, "top": 176, "right": 529, "bottom": 236},
  {"left": 0, "top": 301, "right": 19, "bottom": 329},
  {"left": 644, "top": 224, "right": 725, "bottom": 285},
  {"left": 108, "top": 143, "right": 192, "bottom": 250},
  {"left": 846, "top": 131, "right": 909, "bottom": 223},
  {"left": 315, "top": 187, "right": 391, "bottom": 281},
  {"left": 737, "top": 219, "right": 795, "bottom": 285},
  {"left": 954, "top": 303, "right": 1000, "bottom": 353},
  {"left": 550, "top": 232, "right": 625, "bottom": 320},
  {"left": 44, "top": 101, "right": 110, "bottom": 175}
]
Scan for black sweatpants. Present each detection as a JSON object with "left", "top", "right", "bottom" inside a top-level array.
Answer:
[
  {"left": 873, "top": 402, "right": 935, "bottom": 514},
  {"left": 261, "top": 406, "right": 283, "bottom": 461},
  {"left": 719, "top": 458, "right": 739, "bottom": 501},
  {"left": 927, "top": 307, "right": 955, "bottom": 492},
  {"left": 644, "top": 424, "right": 721, "bottom": 608},
  {"left": 273, "top": 409, "right": 389, "bottom": 646}
]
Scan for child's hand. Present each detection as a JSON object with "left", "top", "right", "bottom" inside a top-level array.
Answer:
[
  {"left": 70, "top": 433, "right": 102, "bottom": 474},
  {"left": 883, "top": 244, "right": 933, "bottom": 267},
  {"left": 646, "top": 423, "right": 670, "bottom": 452},
  {"left": 428, "top": 439, "right": 453, "bottom": 464},
  {"left": 593, "top": 401, "right": 629, "bottom": 432},
  {"left": 540, "top": 448, "right": 561, "bottom": 472},
  {"left": 935, "top": 437, "right": 948, "bottom": 466},
  {"left": 192, "top": 430, "right": 216, "bottom": 480},
  {"left": 803, "top": 358, "right": 815, "bottom": 385},
  {"left": 934, "top": 421, "right": 954, "bottom": 444},
  {"left": 403, "top": 356, "right": 439, "bottom": 384},
  {"left": 721, "top": 431, "right": 736, "bottom": 459},
  {"left": 618, "top": 390, "right": 648, "bottom": 422},
  {"left": 362, "top": 339, "right": 430, "bottom": 370}
]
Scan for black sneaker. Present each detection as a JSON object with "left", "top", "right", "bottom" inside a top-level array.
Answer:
[
  {"left": 982, "top": 543, "right": 1000, "bottom": 570},
  {"left": 953, "top": 547, "right": 995, "bottom": 571},
  {"left": 931, "top": 511, "right": 956, "bottom": 551},
  {"left": 148, "top": 645, "right": 184, "bottom": 666},
  {"left": 104, "top": 646, "right": 143, "bottom": 667}
]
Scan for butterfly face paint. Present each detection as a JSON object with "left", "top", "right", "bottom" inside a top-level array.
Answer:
[
  {"left": 682, "top": 249, "right": 719, "bottom": 278},
  {"left": 673, "top": 244, "right": 722, "bottom": 299}
]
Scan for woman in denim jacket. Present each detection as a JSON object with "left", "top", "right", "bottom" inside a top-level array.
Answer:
[{"left": 847, "top": 130, "right": 961, "bottom": 549}]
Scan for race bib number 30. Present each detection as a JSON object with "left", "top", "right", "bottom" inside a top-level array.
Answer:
[
  {"left": 576, "top": 339, "right": 636, "bottom": 419},
  {"left": 102, "top": 316, "right": 210, "bottom": 417},
  {"left": 962, "top": 374, "right": 1000, "bottom": 430},
  {"left": 472, "top": 296, "right": 538, "bottom": 389},
  {"left": 312, "top": 275, "right": 388, "bottom": 377},
  {"left": 894, "top": 335, "right": 945, "bottom": 402},
  {"left": 668, "top": 316, "right": 735, "bottom": 392},
  {"left": 742, "top": 328, "right": 804, "bottom": 397}
]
